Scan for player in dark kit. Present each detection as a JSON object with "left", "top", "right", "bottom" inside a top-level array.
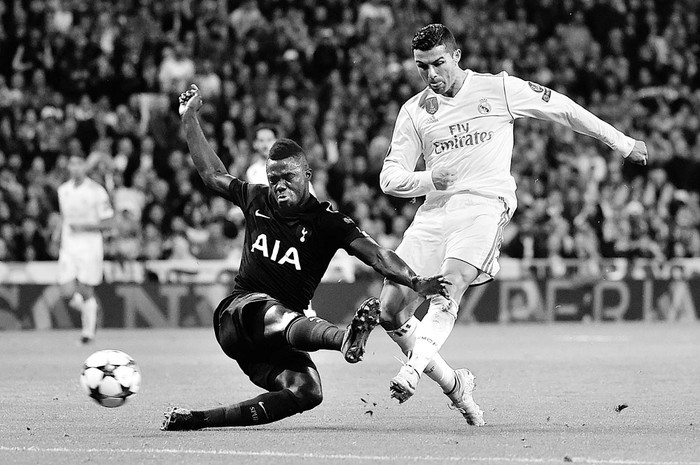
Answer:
[{"left": 161, "top": 85, "right": 449, "bottom": 430}]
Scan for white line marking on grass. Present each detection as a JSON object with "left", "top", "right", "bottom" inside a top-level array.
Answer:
[
  {"left": 1, "top": 446, "right": 699, "bottom": 465},
  {"left": 555, "top": 335, "right": 630, "bottom": 343}
]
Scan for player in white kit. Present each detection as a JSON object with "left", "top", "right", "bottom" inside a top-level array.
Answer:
[
  {"left": 57, "top": 154, "right": 114, "bottom": 344},
  {"left": 377, "top": 24, "right": 648, "bottom": 424}
]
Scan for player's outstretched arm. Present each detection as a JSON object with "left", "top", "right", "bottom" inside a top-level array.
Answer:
[
  {"left": 178, "top": 84, "right": 235, "bottom": 198},
  {"left": 505, "top": 76, "right": 649, "bottom": 166},
  {"left": 348, "top": 237, "right": 450, "bottom": 297}
]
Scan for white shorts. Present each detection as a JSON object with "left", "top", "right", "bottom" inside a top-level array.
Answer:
[
  {"left": 58, "top": 249, "right": 104, "bottom": 286},
  {"left": 395, "top": 193, "right": 511, "bottom": 285}
]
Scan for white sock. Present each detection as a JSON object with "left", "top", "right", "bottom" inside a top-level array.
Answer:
[
  {"left": 408, "top": 296, "right": 457, "bottom": 375},
  {"left": 81, "top": 297, "right": 98, "bottom": 339},
  {"left": 387, "top": 316, "right": 457, "bottom": 393}
]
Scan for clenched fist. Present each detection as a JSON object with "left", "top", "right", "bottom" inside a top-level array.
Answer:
[
  {"left": 626, "top": 140, "right": 649, "bottom": 166},
  {"left": 178, "top": 84, "right": 203, "bottom": 117}
]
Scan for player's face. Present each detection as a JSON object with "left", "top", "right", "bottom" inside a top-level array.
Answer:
[
  {"left": 267, "top": 157, "right": 311, "bottom": 211},
  {"left": 253, "top": 128, "right": 277, "bottom": 156},
  {"left": 414, "top": 45, "right": 462, "bottom": 96},
  {"left": 67, "top": 156, "right": 87, "bottom": 180}
]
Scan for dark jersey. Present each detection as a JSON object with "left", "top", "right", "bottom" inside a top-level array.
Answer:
[{"left": 224, "top": 178, "right": 365, "bottom": 312}]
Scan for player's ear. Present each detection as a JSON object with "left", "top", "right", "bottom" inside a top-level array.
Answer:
[
  {"left": 305, "top": 169, "right": 312, "bottom": 180},
  {"left": 453, "top": 48, "right": 461, "bottom": 63}
]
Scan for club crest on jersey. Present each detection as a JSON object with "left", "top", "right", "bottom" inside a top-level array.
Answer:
[
  {"left": 298, "top": 226, "right": 310, "bottom": 243},
  {"left": 528, "top": 81, "right": 551, "bottom": 102},
  {"left": 425, "top": 97, "right": 439, "bottom": 114},
  {"left": 477, "top": 98, "right": 491, "bottom": 114}
]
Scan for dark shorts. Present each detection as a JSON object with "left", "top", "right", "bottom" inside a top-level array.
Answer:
[{"left": 214, "top": 292, "right": 317, "bottom": 391}]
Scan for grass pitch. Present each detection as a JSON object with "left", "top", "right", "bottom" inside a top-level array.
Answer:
[{"left": 1, "top": 323, "right": 699, "bottom": 465}]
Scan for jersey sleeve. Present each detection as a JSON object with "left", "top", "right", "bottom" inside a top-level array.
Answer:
[
  {"left": 225, "top": 177, "right": 264, "bottom": 209},
  {"left": 324, "top": 211, "right": 366, "bottom": 252},
  {"left": 503, "top": 74, "right": 635, "bottom": 157},
  {"left": 379, "top": 105, "right": 435, "bottom": 198}
]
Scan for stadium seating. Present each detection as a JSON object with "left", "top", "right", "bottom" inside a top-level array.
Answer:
[{"left": 0, "top": 0, "right": 698, "bottom": 271}]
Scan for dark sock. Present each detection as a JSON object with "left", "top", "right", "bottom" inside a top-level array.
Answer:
[
  {"left": 284, "top": 315, "right": 344, "bottom": 351},
  {"left": 195, "top": 389, "right": 302, "bottom": 427}
]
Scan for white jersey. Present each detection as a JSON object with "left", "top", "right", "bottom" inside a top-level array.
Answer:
[
  {"left": 57, "top": 178, "right": 114, "bottom": 255},
  {"left": 380, "top": 70, "right": 636, "bottom": 211}
]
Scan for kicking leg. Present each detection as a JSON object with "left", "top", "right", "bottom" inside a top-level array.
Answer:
[
  {"left": 389, "top": 261, "right": 480, "bottom": 403},
  {"left": 163, "top": 296, "right": 338, "bottom": 431},
  {"left": 383, "top": 277, "right": 484, "bottom": 424},
  {"left": 401, "top": 260, "right": 477, "bottom": 373},
  {"left": 162, "top": 349, "right": 322, "bottom": 430},
  {"left": 380, "top": 282, "right": 458, "bottom": 395},
  {"left": 270, "top": 299, "right": 380, "bottom": 362}
]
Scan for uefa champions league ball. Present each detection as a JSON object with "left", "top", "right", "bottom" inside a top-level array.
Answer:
[{"left": 80, "top": 349, "right": 141, "bottom": 408}]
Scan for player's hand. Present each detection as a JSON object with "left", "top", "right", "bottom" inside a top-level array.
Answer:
[
  {"left": 411, "top": 274, "right": 451, "bottom": 298},
  {"left": 431, "top": 167, "right": 456, "bottom": 190},
  {"left": 626, "top": 140, "right": 648, "bottom": 166},
  {"left": 178, "top": 84, "right": 203, "bottom": 117}
]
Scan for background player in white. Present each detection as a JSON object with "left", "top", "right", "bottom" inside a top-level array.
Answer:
[
  {"left": 245, "top": 124, "right": 279, "bottom": 185},
  {"left": 57, "top": 154, "right": 114, "bottom": 344},
  {"left": 377, "top": 24, "right": 649, "bottom": 423}
]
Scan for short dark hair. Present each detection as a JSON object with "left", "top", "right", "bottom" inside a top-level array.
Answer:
[
  {"left": 268, "top": 138, "right": 306, "bottom": 161},
  {"left": 254, "top": 123, "right": 279, "bottom": 138},
  {"left": 412, "top": 24, "right": 457, "bottom": 53}
]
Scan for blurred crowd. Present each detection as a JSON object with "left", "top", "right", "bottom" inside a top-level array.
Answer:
[{"left": 1, "top": 0, "right": 699, "bottom": 270}]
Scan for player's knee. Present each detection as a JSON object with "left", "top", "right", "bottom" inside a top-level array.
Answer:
[
  {"left": 76, "top": 284, "right": 95, "bottom": 300},
  {"left": 442, "top": 263, "right": 479, "bottom": 297},
  {"left": 263, "top": 305, "right": 300, "bottom": 340},
  {"left": 289, "top": 382, "right": 323, "bottom": 412}
]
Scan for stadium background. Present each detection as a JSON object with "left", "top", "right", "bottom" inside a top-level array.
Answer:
[{"left": 1, "top": 0, "right": 700, "bottom": 328}]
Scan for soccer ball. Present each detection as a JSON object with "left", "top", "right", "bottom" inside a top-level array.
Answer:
[{"left": 80, "top": 349, "right": 141, "bottom": 408}]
